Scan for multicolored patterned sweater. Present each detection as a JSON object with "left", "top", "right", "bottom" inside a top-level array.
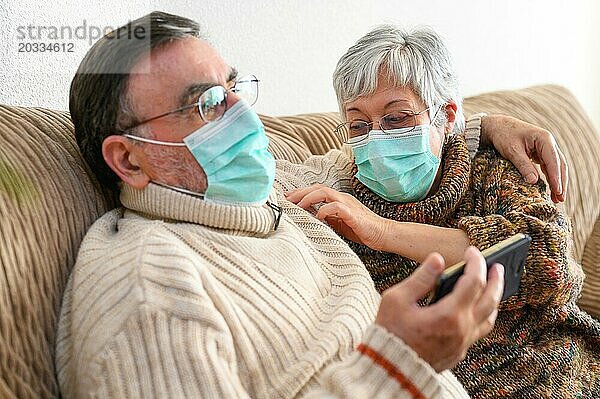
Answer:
[{"left": 349, "top": 134, "right": 600, "bottom": 398}]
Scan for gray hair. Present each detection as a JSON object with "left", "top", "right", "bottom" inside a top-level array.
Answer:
[
  {"left": 332, "top": 25, "right": 464, "bottom": 134},
  {"left": 70, "top": 11, "right": 202, "bottom": 194}
]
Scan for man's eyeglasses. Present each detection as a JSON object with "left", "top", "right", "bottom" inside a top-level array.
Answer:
[
  {"left": 334, "top": 107, "right": 431, "bottom": 142},
  {"left": 120, "top": 74, "right": 259, "bottom": 132}
]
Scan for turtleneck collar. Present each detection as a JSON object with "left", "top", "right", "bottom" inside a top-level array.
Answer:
[
  {"left": 351, "top": 134, "right": 471, "bottom": 225},
  {"left": 120, "top": 183, "right": 281, "bottom": 236}
]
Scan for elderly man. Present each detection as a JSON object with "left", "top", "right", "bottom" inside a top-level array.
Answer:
[{"left": 56, "top": 11, "right": 569, "bottom": 398}]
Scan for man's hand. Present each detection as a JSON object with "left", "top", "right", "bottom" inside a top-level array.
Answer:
[
  {"left": 480, "top": 114, "right": 568, "bottom": 203},
  {"left": 375, "top": 247, "right": 504, "bottom": 372}
]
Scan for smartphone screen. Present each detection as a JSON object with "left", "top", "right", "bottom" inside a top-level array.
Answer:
[{"left": 427, "top": 233, "right": 532, "bottom": 304}]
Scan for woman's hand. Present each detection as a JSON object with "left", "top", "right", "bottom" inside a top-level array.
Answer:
[
  {"left": 480, "top": 114, "right": 568, "bottom": 203},
  {"left": 285, "top": 184, "right": 390, "bottom": 250},
  {"left": 286, "top": 184, "right": 471, "bottom": 264}
]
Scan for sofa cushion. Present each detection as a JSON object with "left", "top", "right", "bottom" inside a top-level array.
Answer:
[{"left": 0, "top": 105, "right": 115, "bottom": 398}]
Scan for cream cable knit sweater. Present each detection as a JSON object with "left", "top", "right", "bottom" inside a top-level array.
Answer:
[{"left": 55, "top": 150, "right": 470, "bottom": 398}]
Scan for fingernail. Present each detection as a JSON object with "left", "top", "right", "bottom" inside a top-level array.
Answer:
[
  {"left": 496, "top": 263, "right": 504, "bottom": 277},
  {"left": 525, "top": 173, "right": 537, "bottom": 184}
]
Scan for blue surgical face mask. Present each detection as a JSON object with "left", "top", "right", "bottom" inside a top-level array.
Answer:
[
  {"left": 349, "top": 123, "right": 442, "bottom": 203},
  {"left": 125, "top": 99, "right": 276, "bottom": 206}
]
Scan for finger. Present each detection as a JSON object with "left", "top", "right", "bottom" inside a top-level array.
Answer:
[
  {"left": 540, "top": 162, "right": 560, "bottom": 203},
  {"left": 389, "top": 252, "right": 445, "bottom": 302},
  {"left": 539, "top": 162, "right": 556, "bottom": 202},
  {"left": 472, "top": 264, "right": 503, "bottom": 341},
  {"left": 537, "top": 133, "right": 562, "bottom": 197},
  {"left": 446, "top": 246, "right": 487, "bottom": 306},
  {"left": 476, "top": 308, "right": 499, "bottom": 341},
  {"left": 318, "top": 202, "right": 363, "bottom": 241},
  {"left": 473, "top": 263, "right": 504, "bottom": 323},
  {"left": 316, "top": 201, "right": 350, "bottom": 222},
  {"left": 510, "top": 148, "right": 539, "bottom": 184},
  {"left": 540, "top": 164, "right": 560, "bottom": 204},
  {"left": 295, "top": 188, "right": 346, "bottom": 210},
  {"left": 295, "top": 190, "right": 329, "bottom": 210},
  {"left": 558, "top": 147, "right": 568, "bottom": 202},
  {"left": 285, "top": 184, "right": 326, "bottom": 204}
]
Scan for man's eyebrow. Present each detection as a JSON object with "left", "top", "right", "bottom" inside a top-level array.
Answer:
[
  {"left": 227, "top": 67, "right": 238, "bottom": 84},
  {"left": 179, "top": 83, "right": 214, "bottom": 107},
  {"left": 178, "top": 67, "right": 239, "bottom": 107}
]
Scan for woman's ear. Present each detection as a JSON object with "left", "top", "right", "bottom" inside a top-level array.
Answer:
[
  {"left": 443, "top": 101, "right": 458, "bottom": 134},
  {"left": 102, "top": 135, "right": 151, "bottom": 190}
]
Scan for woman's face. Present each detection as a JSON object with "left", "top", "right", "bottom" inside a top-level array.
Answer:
[{"left": 344, "top": 73, "right": 451, "bottom": 160}]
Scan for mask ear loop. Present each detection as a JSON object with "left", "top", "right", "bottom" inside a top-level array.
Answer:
[
  {"left": 123, "top": 134, "right": 187, "bottom": 147},
  {"left": 153, "top": 181, "right": 206, "bottom": 199},
  {"left": 429, "top": 104, "right": 446, "bottom": 159}
]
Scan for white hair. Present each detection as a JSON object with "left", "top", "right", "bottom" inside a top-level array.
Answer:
[{"left": 332, "top": 25, "right": 464, "bottom": 134}]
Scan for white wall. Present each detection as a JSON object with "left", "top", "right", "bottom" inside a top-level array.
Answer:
[{"left": 1, "top": 0, "right": 599, "bottom": 130}]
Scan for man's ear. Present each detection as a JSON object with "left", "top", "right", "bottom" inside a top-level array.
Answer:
[
  {"left": 443, "top": 101, "right": 458, "bottom": 135},
  {"left": 102, "top": 135, "right": 151, "bottom": 190}
]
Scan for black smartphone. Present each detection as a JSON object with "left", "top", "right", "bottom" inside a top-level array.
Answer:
[{"left": 427, "top": 233, "right": 532, "bottom": 304}]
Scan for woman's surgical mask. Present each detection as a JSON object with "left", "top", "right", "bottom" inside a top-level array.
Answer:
[
  {"left": 349, "top": 121, "right": 442, "bottom": 203},
  {"left": 124, "top": 99, "right": 276, "bottom": 206}
]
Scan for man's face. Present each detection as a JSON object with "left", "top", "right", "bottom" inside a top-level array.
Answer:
[{"left": 124, "top": 37, "right": 239, "bottom": 193}]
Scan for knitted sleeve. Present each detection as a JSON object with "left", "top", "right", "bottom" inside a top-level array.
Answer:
[
  {"left": 458, "top": 150, "right": 583, "bottom": 309},
  {"left": 464, "top": 113, "right": 485, "bottom": 159},
  {"left": 86, "top": 293, "right": 464, "bottom": 398},
  {"left": 274, "top": 149, "right": 354, "bottom": 194},
  {"left": 304, "top": 325, "right": 469, "bottom": 399}
]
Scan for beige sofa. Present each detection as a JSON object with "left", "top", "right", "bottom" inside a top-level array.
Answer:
[{"left": 1, "top": 84, "right": 599, "bottom": 398}]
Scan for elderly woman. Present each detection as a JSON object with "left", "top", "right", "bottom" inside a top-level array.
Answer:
[{"left": 284, "top": 25, "right": 600, "bottom": 397}]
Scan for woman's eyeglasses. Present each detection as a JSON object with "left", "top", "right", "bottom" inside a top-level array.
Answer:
[{"left": 334, "top": 107, "right": 430, "bottom": 142}]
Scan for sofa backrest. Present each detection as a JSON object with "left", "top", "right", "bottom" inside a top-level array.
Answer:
[
  {"left": 0, "top": 105, "right": 114, "bottom": 398},
  {"left": 1, "top": 84, "right": 599, "bottom": 398}
]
